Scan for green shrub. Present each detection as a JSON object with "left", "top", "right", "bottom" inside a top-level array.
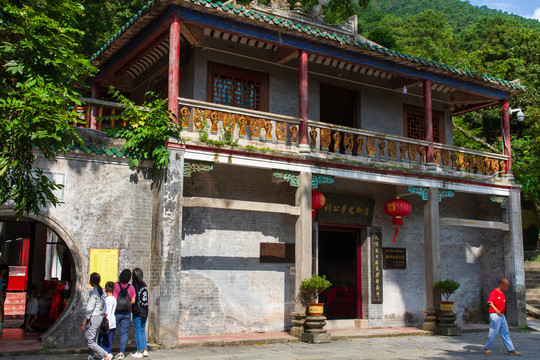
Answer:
[{"left": 434, "top": 279, "right": 460, "bottom": 301}]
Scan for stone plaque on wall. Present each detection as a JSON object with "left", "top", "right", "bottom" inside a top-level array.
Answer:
[
  {"left": 260, "top": 243, "right": 295, "bottom": 263},
  {"left": 316, "top": 193, "right": 375, "bottom": 226},
  {"left": 370, "top": 229, "right": 383, "bottom": 304},
  {"left": 383, "top": 248, "right": 407, "bottom": 269}
]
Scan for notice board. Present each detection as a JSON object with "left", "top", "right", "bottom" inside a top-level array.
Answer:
[{"left": 88, "top": 249, "right": 119, "bottom": 288}]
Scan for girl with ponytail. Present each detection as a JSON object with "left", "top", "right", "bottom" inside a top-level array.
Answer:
[{"left": 82, "top": 272, "right": 112, "bottom": 360}]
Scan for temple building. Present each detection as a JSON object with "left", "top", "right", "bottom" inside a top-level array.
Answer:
[{"left": 0, "top": 0, "right": 526, "bottom": 347}]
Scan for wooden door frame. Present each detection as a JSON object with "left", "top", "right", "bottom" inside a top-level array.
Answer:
[{"left": 318, "top": 225, "right": 364, "bottom": 319}]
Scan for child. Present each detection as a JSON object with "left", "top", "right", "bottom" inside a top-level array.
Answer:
[
  {"left": 25, "top": 287, "right": 39, "bottom": 331},
  {"left": 98, "top": 282, "right": 117, "bottom": 354}
]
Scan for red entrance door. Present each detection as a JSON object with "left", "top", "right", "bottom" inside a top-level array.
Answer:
[{"left": 7, "top": 237, "right": 30, "bottom": 291}]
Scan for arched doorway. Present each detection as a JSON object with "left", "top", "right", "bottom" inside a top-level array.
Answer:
[{"left": 0, "top": 219, "right": 75, "bottom": 337}]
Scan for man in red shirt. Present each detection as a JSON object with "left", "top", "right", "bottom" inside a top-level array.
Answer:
[{"left": 483, "top": 278, "right": 521, "bottom": 355}]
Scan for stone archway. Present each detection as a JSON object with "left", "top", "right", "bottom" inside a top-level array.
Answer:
[{"left": 0, "top": 209, "right": 85, "bottom": 347}]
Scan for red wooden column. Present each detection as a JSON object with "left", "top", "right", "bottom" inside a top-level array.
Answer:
[
  {"left": 168, "top": 13, "right": 181, "bottom": 122},
  {"left": 90, "top": 85, "right": 100, "bottom": 130},
  {"left": 299, "top": 50, "right": 309, "bottom": 146},
  {"left": 502, "top": 100, "right": 512, "bottom": 174},
  {"left": 423, "top": 80, "right": 434, "bottom": 164}
]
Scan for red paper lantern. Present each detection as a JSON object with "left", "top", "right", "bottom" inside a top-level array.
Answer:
[
  {"left": 312, "top": 190, "right": 326, "bottom": 219},
  {"left": 384, "top": 197, "right": 412, "bottom": 242}
]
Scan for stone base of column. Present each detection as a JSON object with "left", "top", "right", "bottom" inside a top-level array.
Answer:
[
  {"left": 422, "top": 309, "right": 437, "bottom": 331},
  {"left": 298, "top": 143, "right": 311, "bottom": 153},
  {"left": 301, "top": 315, "right": 331, "bottom": 343},
  {"left": 290, "top": 312, "right": 306, "bottom": 338},
  {"left": 436, "top": 311, "right": 461, "bottom": 336}
]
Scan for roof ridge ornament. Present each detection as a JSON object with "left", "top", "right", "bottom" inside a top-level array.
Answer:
[{"left": 248, "top": 0, "right": 360, "bottom": 39}]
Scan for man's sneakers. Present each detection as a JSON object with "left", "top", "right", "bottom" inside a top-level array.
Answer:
[
  {"left": 142, "top": 350, "right": 149, "bottom": 357},
  {"left": 117, "top": 353, "right": 125, "bottom": 359},
  {"left": 130, "top": 352, "right": 143, "bottom": 358}
]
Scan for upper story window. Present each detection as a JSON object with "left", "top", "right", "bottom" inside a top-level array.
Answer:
[
  {"left": 404, "top": 105, "right": 444, "bottom": 143},
  {"left": 207, "top": 62, "right": 269, "bottom": 112}
]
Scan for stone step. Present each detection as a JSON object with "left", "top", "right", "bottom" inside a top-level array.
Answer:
[
  {"left": 527, "top": 299, "right": 540, "bottom": 305},
  {"left": 526, "top": 293, "right": 540, "bottom": 299},
  {"left": 524, "top": 262, "right": 540, "bottom": 270}
]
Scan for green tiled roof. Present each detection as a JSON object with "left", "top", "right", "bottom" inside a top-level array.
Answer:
[
  {"left": 90, "top": 0, "right": 526, "bottom": 92},
  {"left": 68, "top": 144, "right": 129, "bottom": 158}
]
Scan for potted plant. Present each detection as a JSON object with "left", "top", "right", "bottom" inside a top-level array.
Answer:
[
  {"left": 434, "top": 279, "right": 460, "bottom": 312},
  {"left": 299, "top": 274, "right": 332, "bottom": 316}
]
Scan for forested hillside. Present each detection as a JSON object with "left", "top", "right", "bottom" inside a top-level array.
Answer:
[{"left": 360, "top": 0, "right": 540, "bottom": 33}]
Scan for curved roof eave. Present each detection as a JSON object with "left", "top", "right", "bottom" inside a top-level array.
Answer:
[{"left": 90, "top": 0, "right": 526, "bottom": 96}]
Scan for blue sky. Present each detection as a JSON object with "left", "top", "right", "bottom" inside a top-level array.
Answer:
[{"left": 464, "top": 0, "right": 540, "bottom": 20}]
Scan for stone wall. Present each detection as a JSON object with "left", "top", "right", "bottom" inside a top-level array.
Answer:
[
  {"left": 180, "top": 165, "right": 297, "bottom": 335},
  {"left": 439, "top": 193, "right": 506, "bottom": 324}
]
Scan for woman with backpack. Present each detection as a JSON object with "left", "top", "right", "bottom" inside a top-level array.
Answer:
[
  {"left": 130, "top": 268, "right": 149, "bottom": 358},
  {"left": 114, "top": 269, "right": 136, "bottom": 359},
  {"left": 81, "top": 272, "right": 112, "bottom": 360}
]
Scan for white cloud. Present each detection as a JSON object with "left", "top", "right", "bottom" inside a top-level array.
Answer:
[{"left": 525, "top": 8, "right": 540, "bottom": 20}]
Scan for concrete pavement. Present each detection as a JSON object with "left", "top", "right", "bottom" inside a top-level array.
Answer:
[{"left": 3, "top": 329, "right": 539, "bottom": 360}]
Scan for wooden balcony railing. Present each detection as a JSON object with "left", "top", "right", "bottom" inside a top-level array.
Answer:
[
  {"left": 74, "top": 97, "right": 127, "bottom": 130},
  {"left": 73, "top": 97, "right": 508, "bottom": 176},
  {"left": 177, "top": 98, "right": 508, "bottom": 176}
]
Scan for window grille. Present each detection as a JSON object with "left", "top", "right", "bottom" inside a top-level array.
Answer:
[
  {"left": 405, "top": 108, "right": 441, "bottom": 142},
  {"left": 208, "top": 63, "right": 268, "bottom": 111}
]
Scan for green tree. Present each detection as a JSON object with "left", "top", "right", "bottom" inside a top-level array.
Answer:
[
  {"left": 0, "top": 0, "right": 96, "bottom": 219},
  {"left": 77, "top": 0, "right": 149, "bottom": 57}
]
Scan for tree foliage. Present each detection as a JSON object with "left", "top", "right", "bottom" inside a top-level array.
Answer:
[
  {"left": 0, "top": 0, "right": 95, "bottom": 219},
  {"left": 106, "top": 89, "right": 183, "bottom": 170}
]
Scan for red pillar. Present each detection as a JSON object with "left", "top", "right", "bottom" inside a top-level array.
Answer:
[
  {"left": 502, "top": 100, "right": 512, "bottom": 174},
  {"left": 423, "top": 79, "right": 434, "bottom": 163},
  {"left": 168, "top": 14, "right": 181, "bottom": 122},
  {"left": 90, "top": 85, "right": 100, "bottom": 130},
  {"left": 299, "top": 50, "right": 309, "bottom": 146}
]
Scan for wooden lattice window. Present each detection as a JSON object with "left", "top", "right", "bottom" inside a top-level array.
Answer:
[
  {"left": 404, "top": 105, "right": 443, "bottom": 143},
  {"left": 207, "top": 62, "right": 269, "bottom": 111}
]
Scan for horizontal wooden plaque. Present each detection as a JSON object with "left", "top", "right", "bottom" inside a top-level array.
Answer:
[{"left": 260, "top": 243, "right": 295, "bottom": 263}]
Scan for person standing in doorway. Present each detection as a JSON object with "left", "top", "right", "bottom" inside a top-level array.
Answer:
[
  {"left": 483, "top": 278, "right": 522, "bottom": 356},
  {"left": 0, "top": 264, "right": 9, "bottom": 333},
  {"left": 81, "top": 273, "right": 112, "bottom": 360},
  {"left": 114, "top": 269, "right": 136, "bottom": 359},
  {"left": 130, "top": 268, "right": 149, "bottom": 358}
]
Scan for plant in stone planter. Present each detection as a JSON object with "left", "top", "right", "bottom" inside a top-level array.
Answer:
[
  {"left": 434, "top": 279, "right": 460, "bottom": 312},
  {"left": 299, "top": 274, "right": 332, "bottom": 316}
]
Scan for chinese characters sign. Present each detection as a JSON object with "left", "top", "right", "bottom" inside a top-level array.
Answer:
[
  {"left": 383, "top": 248, "right": 407, "bottom": 269},
  {"left": 88, "top": 249, "right": 119, "bottom": 289},
  {"left": 371, "top": 229, "right": 383, "bottom": 304},
  {"left": 316, "top": 194, "right": 374, "bottom": 226}
]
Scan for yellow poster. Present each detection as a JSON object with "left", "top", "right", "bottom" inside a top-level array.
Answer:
[{"left": 88, "top": 249, "right": 119, "bottom": 289}]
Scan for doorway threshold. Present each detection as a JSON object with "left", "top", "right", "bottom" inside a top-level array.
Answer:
[{"left": 325, "top": 319, "right": 369, "bottom": 329}]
